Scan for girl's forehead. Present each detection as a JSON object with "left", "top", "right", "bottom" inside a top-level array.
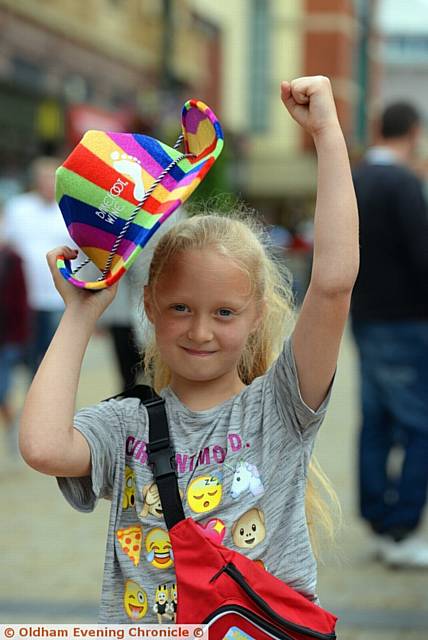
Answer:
[{"left": 156, "top": 248, "right": 253, "bottom": 296}]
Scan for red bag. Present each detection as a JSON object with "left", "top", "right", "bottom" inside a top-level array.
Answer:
[
  {"left": 124, "top": 386, "right": 338, "bottom": 639},
  {"left": 171, "top": 518, "right": 336, "bottom": 639}
]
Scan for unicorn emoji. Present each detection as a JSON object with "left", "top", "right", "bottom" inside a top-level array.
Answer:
[{"left": 229, "top": 460, "right": 265, "bottom": 500}]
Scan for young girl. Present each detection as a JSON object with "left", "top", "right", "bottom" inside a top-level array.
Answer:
[{"left": 20, "top": 76, "right": 359, "bottom": 624}]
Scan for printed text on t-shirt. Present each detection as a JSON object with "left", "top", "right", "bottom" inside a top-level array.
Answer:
[{"left": 125, "top": 433, "right": 244, "bottom": 473}]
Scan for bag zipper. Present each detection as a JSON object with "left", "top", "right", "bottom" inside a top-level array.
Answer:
[{"left": 209, "top": 562, "right": 336, "bottom": 640}]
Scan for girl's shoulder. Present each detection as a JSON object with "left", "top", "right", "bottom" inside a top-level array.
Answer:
[
  {"left": 75, "top": 394, "right": 150, "bottom": 437},
  {"left": 103, "top": 394, "right": 150, "bottom": 422}
]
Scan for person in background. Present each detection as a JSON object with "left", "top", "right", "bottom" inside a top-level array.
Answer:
[
  {"left": 3, "top": 157, "right": 76, "bottom": 375},
  {"left": 97, "top": 271, "right": 143, "bottom": 391},
  {"left": 0, "top": 209, "right": 29, "bottom": 450},
  {"left": 352, "top": 102, "right": 428, "bottom": 568}
]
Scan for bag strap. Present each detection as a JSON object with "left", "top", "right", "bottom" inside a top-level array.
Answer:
[{"left": 109, "top": 384, "right": 185, "bottom": 529}]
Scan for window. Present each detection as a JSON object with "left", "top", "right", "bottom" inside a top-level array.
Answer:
[{"left": 249, "top": 0, "right": 270, "bottom": 133}]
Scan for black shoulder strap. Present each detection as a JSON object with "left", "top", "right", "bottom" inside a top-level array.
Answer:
[
  {"left": 110, "top": 385, "right": 185, "bottom": 529},
  {"left": 104, "top": 384, "right": 158, "bottom": 403}
]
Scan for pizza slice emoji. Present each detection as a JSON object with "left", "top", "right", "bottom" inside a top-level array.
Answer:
[{"left": 116, "top": 525, "right": 142, "bottom": 566}]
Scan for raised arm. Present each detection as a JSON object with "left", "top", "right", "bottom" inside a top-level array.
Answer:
[
  {"left": 19, "top": 247, "right": 117, "bottom": 477},
  {"left": 281, "top": 76, "right": 359, "bottom": 410}
]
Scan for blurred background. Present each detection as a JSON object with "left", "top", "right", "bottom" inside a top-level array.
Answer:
[{"left": 1, "top": 0, "right": 428, "bottom": 638}]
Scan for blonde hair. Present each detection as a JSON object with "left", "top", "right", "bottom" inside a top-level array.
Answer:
[{"left": 143, "top": 208, "right": 341, "bottom": 553}]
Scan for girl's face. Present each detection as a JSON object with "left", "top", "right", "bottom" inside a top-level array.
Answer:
[{"left": 144, "top": 248, "right": 261, "bottom": 391}]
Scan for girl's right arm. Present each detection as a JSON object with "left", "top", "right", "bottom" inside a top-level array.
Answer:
[{"left": 19, "top": 247, "right": 117, "bottom": 478}]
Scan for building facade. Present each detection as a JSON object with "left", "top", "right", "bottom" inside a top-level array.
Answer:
[
  {"left": 191, "top": 0, "right": 366, "bottom": 224},
  {"left": 0, "top": 0, "right": 219, "bottom": 179}
]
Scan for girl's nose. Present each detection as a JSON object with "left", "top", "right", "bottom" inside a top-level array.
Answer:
[{"left": 187, "top": 316, "right": 214, "bottom": 343}]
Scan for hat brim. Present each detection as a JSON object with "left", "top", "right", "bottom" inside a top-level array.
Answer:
[{"left": 56, "top": 100, "right": 223, "bottom": 290}]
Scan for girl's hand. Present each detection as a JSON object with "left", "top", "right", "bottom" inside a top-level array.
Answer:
[
  {"left": 46, "top": 246, "right": 118, "bottom": 319},
  {"left": 281, "top": 76, "right": 341, "bottom": 139}
]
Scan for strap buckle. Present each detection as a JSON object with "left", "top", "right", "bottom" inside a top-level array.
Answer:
[{"left": 147, "top": 440, "right": 176, "bottom": 479}]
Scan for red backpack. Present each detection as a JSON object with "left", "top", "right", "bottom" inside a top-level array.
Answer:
[{"left": 128, "top": 386, "right": 337, "bottom": 639}]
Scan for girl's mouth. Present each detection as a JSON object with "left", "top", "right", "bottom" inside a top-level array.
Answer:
[{"left": 182, "top": 347, "right": 217, "bottom": 357}]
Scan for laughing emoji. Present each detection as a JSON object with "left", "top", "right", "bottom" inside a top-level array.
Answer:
[
  {"left": 145, "top": 527, "right": 174, "bottom": 569},
  {"left": 187, "top": 473, "right": 223, "bottom": 514},
  {"left": 123, "top": 579, "right": 148, "bottom": 620}
]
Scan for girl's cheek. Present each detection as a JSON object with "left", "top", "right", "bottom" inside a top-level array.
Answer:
[
  {"left": 223, "top": 326, "right": 247, "bottom": 347},
  {"left": 157, "top": 316, "right": 182, "bottom": 332}
]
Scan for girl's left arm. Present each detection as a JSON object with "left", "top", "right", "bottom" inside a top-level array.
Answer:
[{"left": 281, "top": 76, "right": 359, "bottom": 411}]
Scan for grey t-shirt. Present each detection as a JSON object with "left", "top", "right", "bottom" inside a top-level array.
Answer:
[{"left": 58, "top": 337, "right": 332, "bottom": 623}]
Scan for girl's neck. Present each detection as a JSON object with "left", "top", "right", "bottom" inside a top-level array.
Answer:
[{"left": 169, "top": 372, "right": 246, "bottom": 412}]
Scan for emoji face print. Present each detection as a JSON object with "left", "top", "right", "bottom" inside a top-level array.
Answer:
[
  {"left": 140, "top": 482, "right": 163, "bottom": 518},
  {"left": 187, "top": 473, "right": 223, "bottom": 514},
  {"left": 124, "top": 579, "right": 148, "bottom": 620},
  {"left": 140, "top": 482, "right": 184, "bottom": 519},
  {"left": 231, "top": 508, "right": 266, "bottom": 549},
  {"left": 122, "top": 466, "right": 136, "bottom": 510},
  {"left": 145, "top": 527, "right": 174, "bottom": 569}
]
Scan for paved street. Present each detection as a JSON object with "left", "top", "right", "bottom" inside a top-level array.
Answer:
[{"left": 1, "top": 328, "right": 427, "bottom": 638}]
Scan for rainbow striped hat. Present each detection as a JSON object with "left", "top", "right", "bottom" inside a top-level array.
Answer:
[{"left": 56, "top": 99, "right": 224, "bottom": 289}]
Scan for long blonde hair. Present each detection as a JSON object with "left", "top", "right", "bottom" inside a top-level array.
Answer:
[{"left": 143, "top": 209, "right": 341, "bottom": 553}]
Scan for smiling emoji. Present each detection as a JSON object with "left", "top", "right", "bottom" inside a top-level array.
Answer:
[
  {"left": 123, "top": 579, "right": 148, "bottom": 620},
  {"left": 145, "top": 527, "right": 174, "bottom": 569},
  {"left": 232, "top": 508, "right": 266, "bottom": 549},
  {"left": 186, "top": 473, "right": 223, "bottom": 514}
]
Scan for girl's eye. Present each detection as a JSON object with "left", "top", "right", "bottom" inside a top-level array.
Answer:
[
  {"left": 217, "top": 308, "right": 233, "bottom": 317},
  {"left": 171, "top": 304, "right": 189, "bottom": 312}
]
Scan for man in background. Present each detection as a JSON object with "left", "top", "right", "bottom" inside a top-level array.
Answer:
[
  {"left": 3, "top": 157, "right": 74, "bottom": 374},
  {"left": 352, "top": 102, "right": 428, "bottom": 568}
]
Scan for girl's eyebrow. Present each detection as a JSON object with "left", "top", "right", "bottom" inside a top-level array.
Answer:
[
  {"left": 165, "top": 295, "right": 251, "bottom": 307},
  {"left": 160, "top": 288, "right": 252, "bottom": 304}
]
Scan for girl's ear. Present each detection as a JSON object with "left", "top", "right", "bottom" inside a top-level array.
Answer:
[{"left": 144, "top": 286, "right": 154, "bottom": 323}]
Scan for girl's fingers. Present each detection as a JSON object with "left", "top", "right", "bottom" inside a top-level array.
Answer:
[
  {"left": 291, "top": 76, "right": 332, "bottom": 103},
  {"left": 290, "top": 77, "right": 314, "bottom": 105},
  {"left": 46, "top": 247, "right": 78, "bottom": 284},
  {"left": 280, "top": 81, "right": 303, "bottom": 118},
  {"left": 292, "top": 90, "right": 309, "bottom": 105},
  {"left": 280, "top": 81, "right": 291, "bottom": 102},
  {"left": 46, "top": 246, "right": 77, "bottom": 267}
]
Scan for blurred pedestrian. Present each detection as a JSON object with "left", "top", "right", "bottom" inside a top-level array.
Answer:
[
  {"left": 97, "top": 272, "right": 143, "bottom": 391},
  {"left": 352, "top": 102, "right": 428, "bottom": 567},
  {"left": 0, "top": 210, "right": 29, "bottom": 450},
  {"left": 3, "top": 157, "right": 76, "bottom": 375}
]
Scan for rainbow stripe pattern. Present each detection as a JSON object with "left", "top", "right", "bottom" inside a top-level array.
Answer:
[{"left": 56, "top": 99, "right": 224, "bottom": 289}]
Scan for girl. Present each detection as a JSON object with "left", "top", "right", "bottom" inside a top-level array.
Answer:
[{"left": 20, "top": 76, "right": 359, "bottom": 623}]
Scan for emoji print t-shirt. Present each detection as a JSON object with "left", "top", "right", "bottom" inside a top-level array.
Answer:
[{"left": 58, "top": 337, "right": 333, "bottom": 623}]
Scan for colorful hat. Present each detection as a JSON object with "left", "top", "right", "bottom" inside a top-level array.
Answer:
[{"left": 56, "top": 99, "right": 224, "bottom": 289}]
